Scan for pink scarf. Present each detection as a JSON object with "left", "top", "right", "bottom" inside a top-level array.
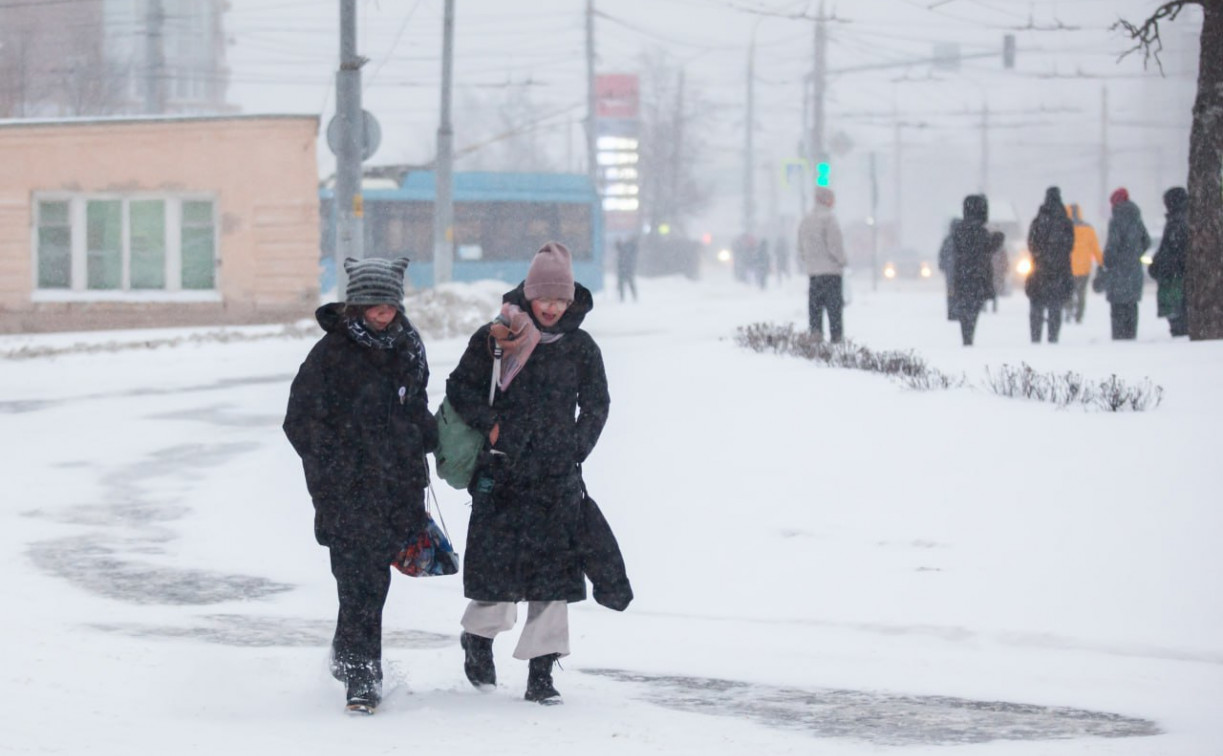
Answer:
[{"left": 489, "top": 303, "right": 562, "bottom": 391}]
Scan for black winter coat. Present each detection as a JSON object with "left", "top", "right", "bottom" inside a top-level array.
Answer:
[
  {"left": 1026, "top": 199, "right": 1075, "bottom": 305},
  {"left": 447, "top": 282, "right": 611, "bottom": 603},
  {"left": 950, "top": 198, "right": 1000, "bottom": 318},
  {"left": 284, "top": 304, "right": 438, "bottom": 558},
  {"left": 1103, "top": 200, "right": 1151, "bottom": 305}
]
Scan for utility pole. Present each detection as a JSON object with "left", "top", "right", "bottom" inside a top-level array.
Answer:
[
  {"left": 671, "top": 68, "right": 685, "bottom": 222},
  {"left": 810, "top": 0, "right": 827, "bottom": 198},
  {"left": 585, "top": 0, "right": 598, "bottom": 191},
  {"left": 979, "top": 100, "right": 989, "bottom": 196},
  {"left": 892, "top": 98, "right": 903, "bottom": 249},
  {"left": 870, "top": 151, "right": 879, "bottom": 292},
  {"left": 144, "top": 0, "right": 165, "bottom": 114},
  {"left": 433, "top": 0, "right": 456, "bottom": 285},
  {"left": 744, "top": 29, "right": 757, "bottom": 236},
  {"left": 335, "top": 0, "right": 366, "bottom": 296},
  {"left": 1099, "top": 84, "right": 1109, "bottom": 223}
]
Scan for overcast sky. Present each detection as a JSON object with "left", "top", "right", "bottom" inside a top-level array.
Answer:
[{"left": 224, "top": 0, "right": 1204, "bottom": 252}]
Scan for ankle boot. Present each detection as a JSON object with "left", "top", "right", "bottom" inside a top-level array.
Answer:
[
  {"left": 460, "top": 632, "right": 496, "bottom": 689},
  {"left": 524, "top": 653, "right": 562, "bottom": 705}
]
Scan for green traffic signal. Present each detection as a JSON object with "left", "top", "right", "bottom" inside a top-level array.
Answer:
[{"left": 815, "top": 161, "right": 830, "bottom": 187}]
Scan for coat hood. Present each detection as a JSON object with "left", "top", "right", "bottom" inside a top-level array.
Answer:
[
  {"left": 963, "top": 194, "right": 989, "bottom": 224},
  {"left": 1112, "top": 199, "right": 1142, "bottom": 224},
  {"left": 503, "top": 280, "right": 595, "bottom": 333},
  {"left": 1065, "top": 203, "right": 1087, "bottom": 225},
  {"left": 315, "top": 302, "right": 347, "bottom": 333},
  {"left": 1164, "top": 187, "right": 1189, "bottom": 214}
]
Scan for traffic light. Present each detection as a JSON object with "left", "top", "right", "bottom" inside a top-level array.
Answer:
[{"left": 815, "top": 161, "right": 831, "bottom": 188}]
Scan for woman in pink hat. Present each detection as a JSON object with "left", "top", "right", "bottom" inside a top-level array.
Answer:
[{"left": 445, "top": 242, "right": 622, "bottom": 705}]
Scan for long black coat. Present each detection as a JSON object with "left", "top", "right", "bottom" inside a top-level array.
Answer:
[
  {"left": 1026, "top": 199, "right": 1075, "bottom": 305},
  {"left": 1104, "top": 200, "right": 1152, "bottom": 305},
  {"left": 284, "top": 304, "right": 438, "bottom": 558},
  {"left": 447, "top": 283, "right": 611, "bottom": 603},
  {"left": 950, "top": 197, "right": 1000, "bottom": 318}
]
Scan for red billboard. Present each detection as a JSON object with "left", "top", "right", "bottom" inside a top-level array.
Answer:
[{"left": 595, "top": 74, "right": 639, "bottom": 119}]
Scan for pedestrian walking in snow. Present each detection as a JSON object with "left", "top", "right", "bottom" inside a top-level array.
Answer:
[
  {"left": 949, "top": 195, "right": 1002, "bottom": 346},
  {"left": 1102, "top": 187, "right": 1151, "bottom": 340},
  {"left": 614, "top": 234, "right": 639, "bottom": 302},
  {"left": 447, "top": 242, "right": 618, "bottom": 706},
  {"left": 938, "top": 218, "right": 960, "bottom": 321},
  {"left": 1064, "top": 203, "right": 1104, "bottom": 324},
  {"left": 1025, "top": 186, "right": 1075, "bottom": 343},
  {"left": 1148, "top": 187, "right": 1189, "bottom": 337},
  {"left": 798, "top": 186, "right": 848, "bottom": 342},
  {"left": 283, "top": 257, "right": 438, "bottom": 715}
]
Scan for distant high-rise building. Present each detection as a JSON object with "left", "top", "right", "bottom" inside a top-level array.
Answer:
[{"left": 0, "top": 0, "right": 230, "bottom": 119}]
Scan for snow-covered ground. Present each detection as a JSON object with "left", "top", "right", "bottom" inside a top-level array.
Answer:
[{"left": 2, "top": 265, "right": 1220, "bottom": 755}]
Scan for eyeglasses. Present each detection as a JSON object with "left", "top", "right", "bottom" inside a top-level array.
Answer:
[{"left": 535, "top": 298, "right": 572, "bottom": 310}]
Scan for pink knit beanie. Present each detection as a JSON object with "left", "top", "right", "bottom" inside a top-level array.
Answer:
[{"left": 524, "top": 242, "right": 575, "bottom": 301}]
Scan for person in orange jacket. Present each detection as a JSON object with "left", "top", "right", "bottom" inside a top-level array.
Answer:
[{"left": 1064, "top": 203, "right": 1103, "bottom": 324}]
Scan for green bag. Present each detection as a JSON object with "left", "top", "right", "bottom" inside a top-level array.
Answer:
[{"left": 434, "top": 397, "right": 484, "bottom": 489}]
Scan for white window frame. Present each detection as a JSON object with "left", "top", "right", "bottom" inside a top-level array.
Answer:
[{"left": 31, "top": 193, "right": 221, "bottom": 303}]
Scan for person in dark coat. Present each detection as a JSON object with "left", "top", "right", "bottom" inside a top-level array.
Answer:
[
  {"left": 447, "top": 242, "right": 612, "bottom": 706},
  {"left": 283, "top": 256, "right": 438, "bottom": 714},
  {"left": 1102, "top": 187, "right": 1151, "bottom": 340},
  {"left": 614, "top": 235, "right": 639, "bottom": 302},
  {"left": 1148, "top": 186, "right": 1189, "bottom": 337},
  {"left": 949, "top": 195, "right": 1002, "bottom": 346},
  {"left": 938, "top": 218, "right": 960, "bottom": 321},
  {"left": 1025, "top": 186, "right": 1075, "bottom": 343}
]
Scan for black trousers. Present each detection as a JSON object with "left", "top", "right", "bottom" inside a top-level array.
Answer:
[
  {"left": 329, "top": 545, "right": 392, "bottom": 695},
  {"left": 960, "top": 313, "right": 979, "bottom": 346},
  {"left": 1029, "top": 302, "right": 1063, "bottom": 343},
  {"left": 808, "top": 275, "right": 844, "bottom": 342},
  {"left": 1110, "top": 303, "right": 1139, "bottom": 340}
]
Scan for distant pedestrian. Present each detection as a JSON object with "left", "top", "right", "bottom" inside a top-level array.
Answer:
[
  {"left": 1148, "top": 187, "right": 1189, "bottom": 337},
  {"left": 1102, "top": 187, "right": 1151, "bottom": 340},
  {"left": 797, "top": 187, "right": 847, "bottom": 342},
  {"left": 614, "top": 235, "right": 639, "bottom": 303},
  {"left": 753, "top": 238, "right": 771, "bottom": 290},
  {"left": 949, "top": 195, "right": 1001, "bottom": 346},
  {"left": 1064, "top": 203, "right": 1104, "bottom": 324},
  {"left": 1025, "top": 186, "right": 1075, "bottom": 343},
  {"left": 774, "top": 236, "right": 791, "bottom": 284},
  {"left": 283, "top": 256, "right": 438, "bottom": 715}
]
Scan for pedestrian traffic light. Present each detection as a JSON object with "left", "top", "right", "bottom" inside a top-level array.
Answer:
[{"left": 815, "top": 161, "right": 830, "bottom": 187}]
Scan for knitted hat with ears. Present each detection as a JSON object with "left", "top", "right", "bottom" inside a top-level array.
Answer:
[
  {"left": 344, "top": 256, "right": 409, "bottom": 311},
  {"left": 524, "top": 242, "right": 575, "bottom": 301}
]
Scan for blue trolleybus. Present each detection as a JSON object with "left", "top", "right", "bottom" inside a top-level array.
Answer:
[{"left": 321, "top": 171, "right": 603, "bottom": 293}]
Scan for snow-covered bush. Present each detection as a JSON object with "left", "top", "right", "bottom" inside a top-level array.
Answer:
[{"left": 985, "top": 363, "right": 1163, "bottom": 412}]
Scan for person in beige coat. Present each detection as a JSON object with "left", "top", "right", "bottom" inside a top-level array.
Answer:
[{"left": 797, "top": 187, "right": 848, "bottom": 342}]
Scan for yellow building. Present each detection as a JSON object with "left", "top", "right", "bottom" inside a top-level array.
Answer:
[{"left": 0, "top": 114, "right": 320, "bottom": 333}]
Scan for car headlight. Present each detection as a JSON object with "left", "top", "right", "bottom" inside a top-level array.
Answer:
[{"left": 1016, "top": 258, "right": 1032, "bottom": 276}]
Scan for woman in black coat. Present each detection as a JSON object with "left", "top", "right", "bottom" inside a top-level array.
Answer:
[
  {"left": 950, "top": 194, "right": 1002, "bottom": 346},
  {"left": 1026, "top": 186, "right": 1075, "bottom": 343},
  {"left": 1102, "top": 187, "right": 1152, "bottom": 340},
  {"left": 1149, "top": 187, "right": 1188, "bottom": 337},
  {"left": 283, "top": 257, "right": 438, "bottom": 714},
  {"left": 447, "top": 242, "right": 610, "bottom": 705}
]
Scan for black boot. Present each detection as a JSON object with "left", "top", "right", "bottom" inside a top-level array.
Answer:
[
  {"left": 461, "top": 632, "right": 496, "bottom": 690},
  {"left": 524, "top": 653, "right": 562, "bottom": 705},
  {"left": 344, "top": 663, "right": 381, "bottom": 715}
]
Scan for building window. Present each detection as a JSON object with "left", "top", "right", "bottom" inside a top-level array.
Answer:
[{"left": 34, "top": 195, "right": 217, "bottom": 294}]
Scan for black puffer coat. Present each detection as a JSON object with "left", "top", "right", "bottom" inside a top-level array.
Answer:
[
  {"left": 1150, "top": 188, "right": 1189, "bottom": 317},
  {"left": 1026, "top": 191, "right": 1075, "bottom": 305},
  {"left": 447, "top": 282, "right": 610, "bottom": 603},
  {"left": 284, "top": 304, "right": 438, "bottom": 558},
  {"left": 1104, "top": 199, "right": 1152, "bottom": 305},
  {"left": 950, "top": 195, "right": 1001, "bottom": 318}
]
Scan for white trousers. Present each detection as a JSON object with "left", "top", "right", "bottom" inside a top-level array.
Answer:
[{"left": 460, "top": 600, "right": 570, "bottom": 660}]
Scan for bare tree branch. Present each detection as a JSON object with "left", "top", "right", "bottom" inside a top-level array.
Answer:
[{"left": 1113, "top": 0, "right": 1198, "bottom": 72}]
